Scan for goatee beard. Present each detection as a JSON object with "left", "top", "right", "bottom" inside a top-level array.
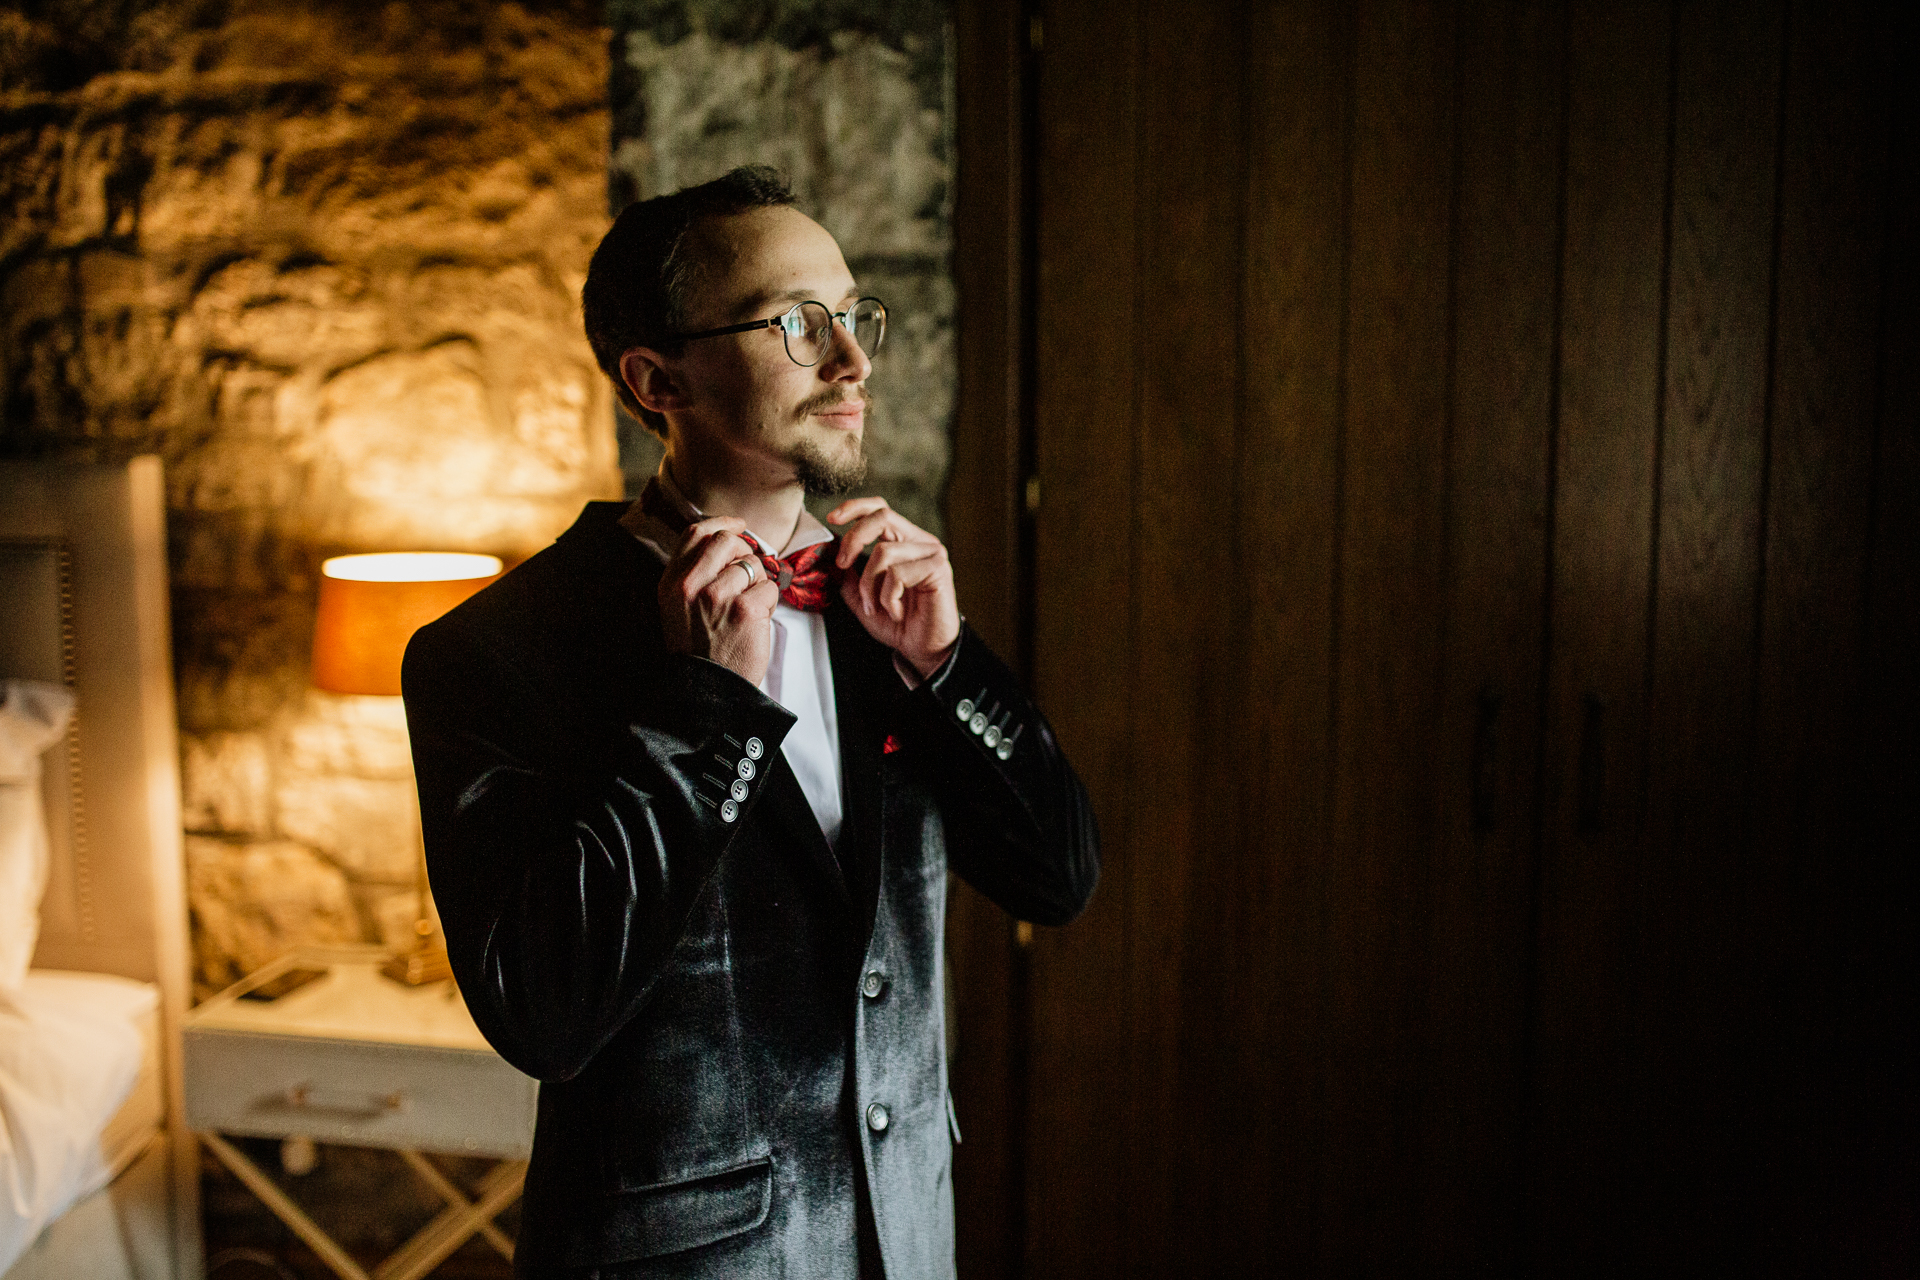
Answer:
[
  {"left": 790, "top": 386, "right": 871, "bottom": 496},
  {"left": 792, "top": 436, "right": 868, "bottom": 497}
]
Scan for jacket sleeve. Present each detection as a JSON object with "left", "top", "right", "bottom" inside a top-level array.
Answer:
[
  {"left": 401, "top": 623, "right": 796, "bottom": 1082},
  {"left": 897, "top": 622, "right": 1100, "bottom": 926}
]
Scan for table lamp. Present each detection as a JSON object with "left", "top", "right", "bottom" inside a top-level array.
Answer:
[{"left": 311, "top": 551, "right": 502, "bottom": 984}]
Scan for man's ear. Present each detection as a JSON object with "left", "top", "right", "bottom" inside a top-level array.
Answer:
[{"left": 619, "top": 348, "right": 689, "bottom": 417}]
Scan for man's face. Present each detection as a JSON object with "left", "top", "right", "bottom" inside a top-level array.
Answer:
[{"left": 659, "top": 206, "right": 871, "bottom": 495}]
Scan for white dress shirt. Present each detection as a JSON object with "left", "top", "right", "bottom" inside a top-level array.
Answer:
[{"left": 631, "top": 466, "right": 845, "bottom": 850}]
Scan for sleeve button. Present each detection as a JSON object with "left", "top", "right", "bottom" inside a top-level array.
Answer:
[
  {"left": 969, "top": 712, "right": 988, "bottom": 735},
  {"left": 730, "top": 779, "right": 749, "bottom": 802},
  {"left": 720, "top": 799, "right": 740, "bottom": 823},
  {"left": 956, "top": 698, "right": 975, "bottom": 720},
  {"left": 737, "top": 757, "right": 756, "bottom": 780},
  {"left": 983, "top": 725, "right": 1001, "bottom": 748},
  {"left": 996, "top": 741, "right": 1014, "bottom": 761},
  {"left": 744, "top": 736, "right": 764, "bottom": 760}
]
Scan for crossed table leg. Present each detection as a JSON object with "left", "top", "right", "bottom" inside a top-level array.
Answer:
[{"left": 202, "top": 1130, "right": 526, "bottom": 1280}]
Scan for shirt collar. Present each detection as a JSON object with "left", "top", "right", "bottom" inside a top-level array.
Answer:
[{"left": 652, "top": 461, "right": 834, "bottom": 557}]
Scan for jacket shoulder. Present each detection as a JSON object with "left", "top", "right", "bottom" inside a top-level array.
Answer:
[{"left": 406, "top": 502, "right": 659, "bottom": 686}]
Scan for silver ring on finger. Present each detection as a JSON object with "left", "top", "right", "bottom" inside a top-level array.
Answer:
[{"left": 732, "top": 557, "right": 758, "bottom": 589}]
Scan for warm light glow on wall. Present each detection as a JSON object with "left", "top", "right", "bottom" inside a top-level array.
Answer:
[{"left": 312, "top": 552, "right": 504, "bottom": 696}]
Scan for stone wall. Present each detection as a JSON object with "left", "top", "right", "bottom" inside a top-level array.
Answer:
[
  {"left": 0, "top": 0, "right": 616, "bottom": 997},
  {"left": 1, "top": 0, "right": 954, "bottom": 995},
  {"left": 606, "top": 0, "right": 954, "bottom": 534}
]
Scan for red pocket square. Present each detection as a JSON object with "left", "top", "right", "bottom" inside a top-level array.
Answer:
[{"left": 882, "top": 734, "right": 903, "bottom": 755}]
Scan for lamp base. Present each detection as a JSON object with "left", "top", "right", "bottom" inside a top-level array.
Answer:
[{"left": 381, "top": 945, "right": 453, "bottom": 986}]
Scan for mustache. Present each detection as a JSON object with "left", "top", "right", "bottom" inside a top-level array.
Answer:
[{"left": 797, "top": 385, "right": 872, "bottom": 416}]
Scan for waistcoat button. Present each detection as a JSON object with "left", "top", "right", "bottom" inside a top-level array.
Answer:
[
  {"left": 866, "top": 1102, "right": 890, "bottom": 1133},
  {"left": 862, "top": 971, "right": 886, "bottom": 999}
]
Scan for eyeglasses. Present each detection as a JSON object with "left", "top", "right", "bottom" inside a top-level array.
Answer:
[{"left": 672, "top": 297, "right": 887, "bottom": 367}]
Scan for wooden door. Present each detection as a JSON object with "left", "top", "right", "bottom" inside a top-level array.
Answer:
[{"left": 945, "top": 0, "right": 1918, "bottom": 1274}]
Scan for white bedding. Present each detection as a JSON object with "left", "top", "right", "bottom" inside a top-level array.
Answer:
[{"left": 0, "top": 970, "right": 157, "bottom": 1274}]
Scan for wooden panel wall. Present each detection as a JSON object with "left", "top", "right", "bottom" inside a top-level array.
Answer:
[
  {"left": 948, "top": 0, "right": 1918, "bottom": 1275},
  {"left": 947, "top": 1, "right": 1031, "bottom": 1273}
]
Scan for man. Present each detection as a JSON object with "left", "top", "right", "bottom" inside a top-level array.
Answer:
[{"left": 402, "top": 166, "right": 1098, "bottom": 1279}]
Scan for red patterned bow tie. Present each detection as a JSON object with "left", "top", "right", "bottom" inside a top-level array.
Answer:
[
  {"left": 638, "top": 479, "right": 841, "bottom": 612},
  {"left": 747, "top": 537, "right": 840, "bottom": 612}
]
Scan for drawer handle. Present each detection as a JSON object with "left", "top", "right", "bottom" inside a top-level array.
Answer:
[{"left": 281, "top": 1084, "right": 406, "bottom": 1121}]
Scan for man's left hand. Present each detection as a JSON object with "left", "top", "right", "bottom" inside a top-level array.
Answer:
[{"left": 828, "top": 497, "right": 960, "bottom": 679}]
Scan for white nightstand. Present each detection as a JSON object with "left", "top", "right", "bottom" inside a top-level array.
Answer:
[{"left": 184, "top": 947, "right": 537, "bottom": 1280}]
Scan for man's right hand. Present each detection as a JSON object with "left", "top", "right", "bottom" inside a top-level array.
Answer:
[{"left": 658, "top": 517, "right": 780, "bottom": 685}]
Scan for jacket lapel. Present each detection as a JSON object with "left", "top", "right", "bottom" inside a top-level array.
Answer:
[
  {"left": 825, "top": 602, "right": 897, "bottom": 942},
  {"left": 757, "top": 750, "right": 853, "bottom": 916}
]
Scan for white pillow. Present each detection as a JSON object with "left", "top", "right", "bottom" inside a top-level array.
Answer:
[{"left": 0, "top": 680, "right": 75, "bottom": 992}]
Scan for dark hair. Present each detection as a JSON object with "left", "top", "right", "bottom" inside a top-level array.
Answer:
[{"left": 582, "top": 165, "right": 797, "bottom": 439}]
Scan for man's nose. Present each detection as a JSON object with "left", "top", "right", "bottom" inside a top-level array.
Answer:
[{"left": 820, "top": 318, "right": 872, "bottom": 382}]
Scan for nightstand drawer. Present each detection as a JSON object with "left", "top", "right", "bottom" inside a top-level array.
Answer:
[{"left": 185, "top": 1027, "right": 537, "bottom": 1159}]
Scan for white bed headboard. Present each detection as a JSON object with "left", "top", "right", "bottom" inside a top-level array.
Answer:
[{"left": 0, "top": 455, "right": 201, "bottom": 1278}]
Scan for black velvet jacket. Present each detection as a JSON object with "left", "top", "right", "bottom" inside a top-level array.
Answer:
[{"left": 401, "top": 503, "right": 1098, "bottom": 1278}]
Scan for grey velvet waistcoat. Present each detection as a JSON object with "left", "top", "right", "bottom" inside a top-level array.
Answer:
[{"left": 402, "top": 504, "right": 1098, "bottom": 1278}]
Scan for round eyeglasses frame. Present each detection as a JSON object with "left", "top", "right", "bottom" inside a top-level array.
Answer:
[{"left": 670, "top": 297, "right": 887, "bottom": 368}]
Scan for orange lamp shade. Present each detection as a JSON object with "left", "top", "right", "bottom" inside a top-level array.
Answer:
[{"left": 311, "top": 552, "right": 503, "bottom": 695}]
